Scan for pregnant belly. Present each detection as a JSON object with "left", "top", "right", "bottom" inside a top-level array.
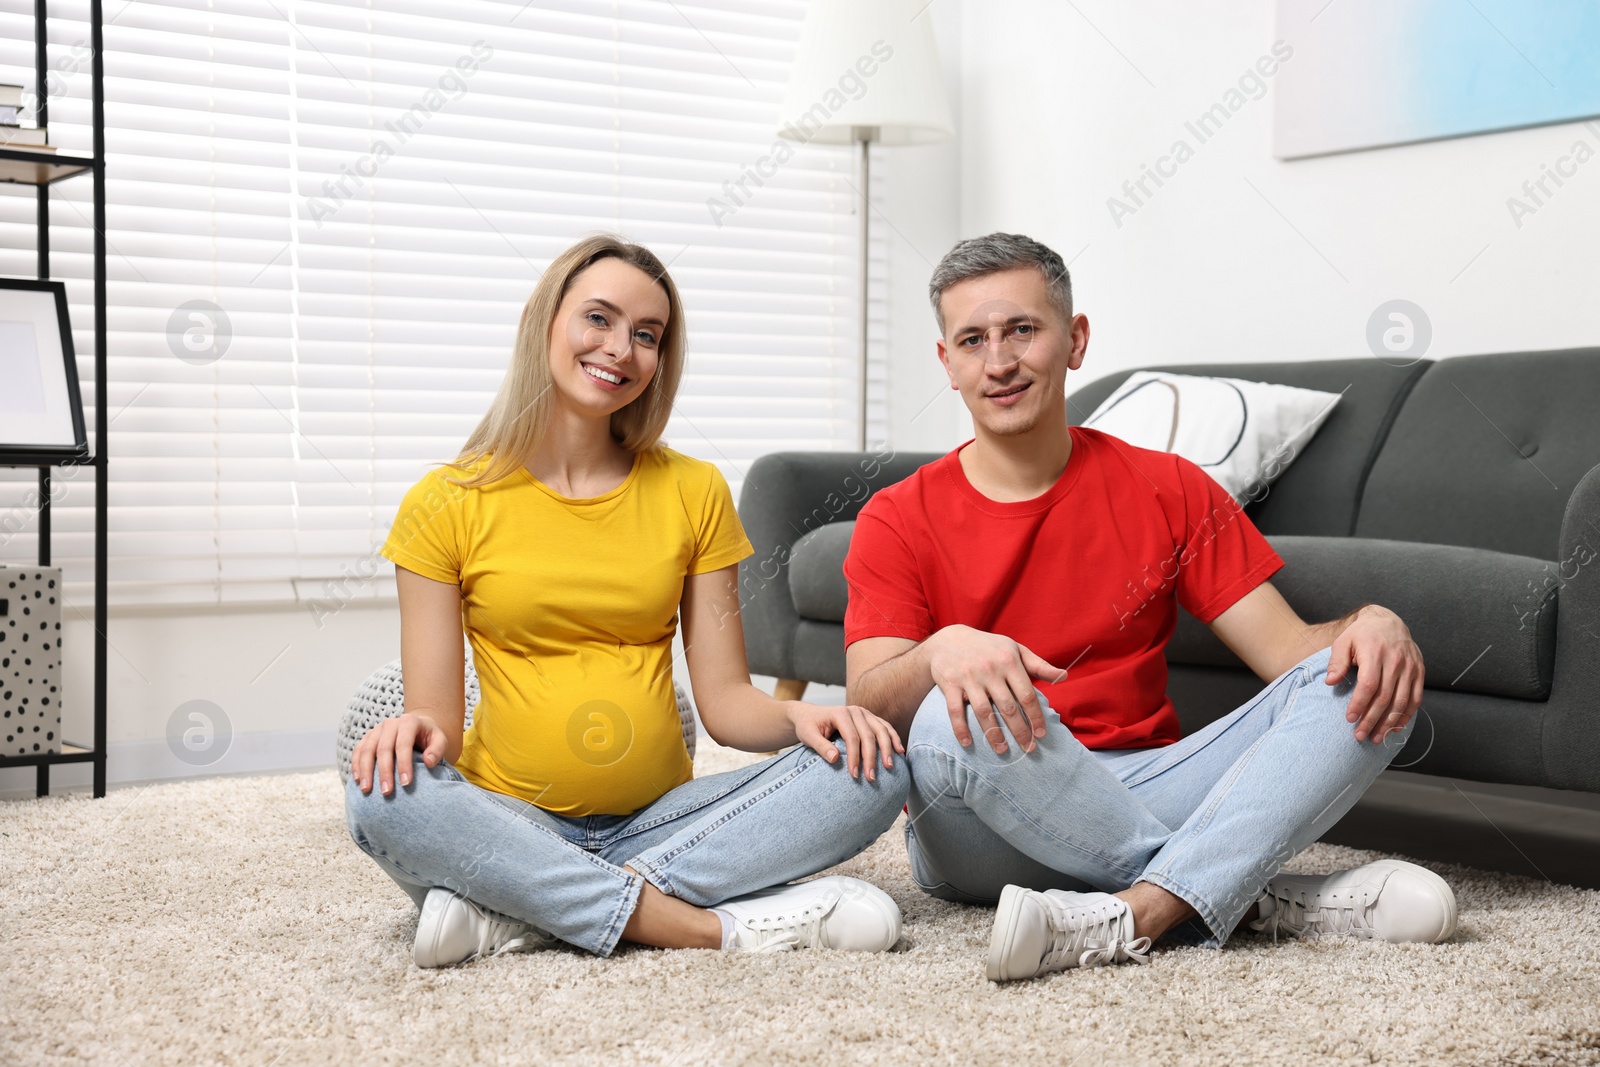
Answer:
[{"left": 463, "top": 667, "right": 690, "bottom": 815}]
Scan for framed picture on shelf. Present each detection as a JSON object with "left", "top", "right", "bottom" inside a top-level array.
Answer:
[{"left": 0, "top": 278, "right": 88, "bottom": 462}]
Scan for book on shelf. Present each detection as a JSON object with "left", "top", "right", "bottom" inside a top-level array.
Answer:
[
  {"left": 1, "top": 85, "right": 37, "bottom": 131},
  {"left": 1, "top": 126, "right": 53, "bottom": 151}
]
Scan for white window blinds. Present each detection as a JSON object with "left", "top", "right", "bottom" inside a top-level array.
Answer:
[{"left": 0, "top": 0, "right": 884, "bottom": 606}]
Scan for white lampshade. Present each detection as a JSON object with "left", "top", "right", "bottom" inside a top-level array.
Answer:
[{"left": 777, "top": 0, "right": 954, "bottom": 146}]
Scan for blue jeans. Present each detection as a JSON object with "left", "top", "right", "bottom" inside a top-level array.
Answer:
[
  {"left": 345, "top": 739, "right": 908, "bottom": 956},
  {"left": 903, "top": 646, "right": 1409, "bottom": 946}
]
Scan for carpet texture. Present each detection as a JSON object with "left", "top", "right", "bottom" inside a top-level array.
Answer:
[{"left": 3, "top": 743, "right": 1598, "bottom": 1067}]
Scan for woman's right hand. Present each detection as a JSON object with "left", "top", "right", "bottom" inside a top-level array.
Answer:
[{"left": 352, "top": 712, "right": 449, "bottom": 795}]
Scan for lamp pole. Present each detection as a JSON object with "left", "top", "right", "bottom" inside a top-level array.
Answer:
[
  {"left": 855, "top": 125, "right": 876, "bottom": 451},
  {"left": 776, "top": 0, "right": 952, "bottom": 452}
]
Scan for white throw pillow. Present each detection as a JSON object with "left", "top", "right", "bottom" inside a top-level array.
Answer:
[{"left": 1082, "top": 371, "right": 1341, "bottom": 501}]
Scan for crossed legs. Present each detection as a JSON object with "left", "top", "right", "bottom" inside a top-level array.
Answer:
[
  {"left": 903, "top": 646, "right": 1410, "bottom": 946},
  {"left": 346, "top": 737, "right": 909, "bottom": 956}
]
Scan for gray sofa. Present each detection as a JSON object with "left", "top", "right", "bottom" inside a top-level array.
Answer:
[{"left": 739, "top": 348, "right": 1600, "bottom": 794}]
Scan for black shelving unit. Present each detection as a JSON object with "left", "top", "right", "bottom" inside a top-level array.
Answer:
[{"left": 0, "top": 0, "right": 108, "bottom": 797}]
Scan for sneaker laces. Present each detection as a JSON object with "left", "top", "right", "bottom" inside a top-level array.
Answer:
[
  {"left": 733, "top": 894, "right": 837, "bottom": 953},
  {"left": 1251, "top": 885, "right": 1376, "bottom": 942},
  {"left": 1039, "top": 895, "right": 1152, "bottom": 970},
  {"left": 474, "top": 906, "right": 548, "bottom": 959}
]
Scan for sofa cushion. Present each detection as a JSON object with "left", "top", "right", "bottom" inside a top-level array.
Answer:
[
  {"left": 794, "top": 619, "right": 849, "bottom": 688},
  {"left": 1165, "top": 535, "right": 1557, "bottom": 701},
  {"left": 1162, "top": 664, "right": 1555, "bottom": 785},
  {"left": 1355, "top": 348, "right": 1600, "bottom": 560},
  {"left": 1067, "top": 359, "right": 1431, "bottom": 538},
  {"left": 800, "top": 526, "right": 1558, "bottom": 700},
  {"left": 790, "top": 522, "right": 855, "bottom": 623}
]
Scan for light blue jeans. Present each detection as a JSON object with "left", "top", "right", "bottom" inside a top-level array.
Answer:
[
  {"left": 344, "top": 738, "right": 908, "bottom": 956},
  {"left": 903, "top": 646, "right": 1410, "bottom": 946}
]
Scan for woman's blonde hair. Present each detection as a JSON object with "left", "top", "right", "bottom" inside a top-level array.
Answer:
[{"left": 449, "top": 234, "right": 687, "bottom": 487}]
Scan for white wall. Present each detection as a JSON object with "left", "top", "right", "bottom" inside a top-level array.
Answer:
[
  {"left": 879, "top": 0, "right": 968, "bottom": 454},
  {"left": 943, "top": 0, "right": 1598, "bottom": 395},
  {"left": 1, "top": 599, "right": 399, "bottom": 796},
  {"left": 0, "top": 589, "right": 844, "bottom": 798}
]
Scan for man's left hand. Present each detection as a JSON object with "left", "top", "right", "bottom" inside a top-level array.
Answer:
[{"left": 1327, "top": 605, "right": 1424, "bottom": 744}]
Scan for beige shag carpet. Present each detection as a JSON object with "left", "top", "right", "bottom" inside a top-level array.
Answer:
[{"left": 3, "top": 743, "right": 1599, "bottom": 1067}]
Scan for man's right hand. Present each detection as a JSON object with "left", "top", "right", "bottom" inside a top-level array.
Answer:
[
  {"left": 919, "top": 624, "right": 1066, "bottom": 754},
  {"left": 352, "top": 712, "right": 449, "bottom": 796}
]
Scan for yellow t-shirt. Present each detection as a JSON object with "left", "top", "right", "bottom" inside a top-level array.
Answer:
[{"left": 379, "top": 447, "right": 754, "bottom": 816}]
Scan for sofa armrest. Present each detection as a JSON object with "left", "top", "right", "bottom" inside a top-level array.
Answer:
[
  {"left": 737, "top": 448, "right": 941, "bottom": 681},
  {"left": 1544, "top": 460, "right": 1600, "bottom": 792}
]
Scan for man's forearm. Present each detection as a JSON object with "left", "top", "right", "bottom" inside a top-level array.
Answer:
[
  {"left": 1300, "top": 604, "right": 1372, "bottom": 653},
  {"left": 1213, "top": 586, "right": 1384, "bottom": 682},
  {"left": 1255, "top": 603, "right": 1374, "bottom": 679},
  {"left": 848, "top": 642, "right": 937, "bottom": 737}
]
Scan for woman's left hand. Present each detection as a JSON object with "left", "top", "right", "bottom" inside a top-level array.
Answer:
[{"left": 787, "top": 702, "right": 904, "bottom": 782}]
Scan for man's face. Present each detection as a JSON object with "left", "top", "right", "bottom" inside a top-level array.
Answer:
[{"left": 936, "top": 267, "right": 1089, "bottom": 438}]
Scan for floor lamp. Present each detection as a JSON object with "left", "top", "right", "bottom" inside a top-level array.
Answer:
[{"left": 779, "top": 0, "right": 954, "bottom": 450}]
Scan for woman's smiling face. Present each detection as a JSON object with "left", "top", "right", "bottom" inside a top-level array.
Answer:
[{"left": 548, "top": 256, "right": 672, "bottom": 419}]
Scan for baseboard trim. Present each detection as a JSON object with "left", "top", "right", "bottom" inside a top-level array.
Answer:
[{"left": 0, "top": 727, "right": 335, "bottom": 799}]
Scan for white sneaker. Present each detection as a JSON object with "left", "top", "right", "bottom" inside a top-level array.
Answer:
[
  {"left": 716, "top": 876, "right": 901, "bottom": 953},
  {"left": 413, "top": 887, "right": 559, "bottom": 968},
  {"left": 986, "top": 885, "right": 1153, "bottom": 981},
  {"left": 1250, "top": 859, "right": 1457, "bottom": 944}
]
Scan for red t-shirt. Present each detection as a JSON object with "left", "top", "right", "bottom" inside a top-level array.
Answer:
[{"left": 843, "top": 426, "right": 1284, "bottom": 749}]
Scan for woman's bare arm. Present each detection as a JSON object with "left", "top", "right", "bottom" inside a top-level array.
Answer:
[
  {"left": 681, "top": 564, "right": 901, "bottom": 779},
  {"left": 350, "top": 566, "right": 467, "bottom": 794}
]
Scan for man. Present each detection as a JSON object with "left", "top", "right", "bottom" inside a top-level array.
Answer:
[{"left": 844, "top": 233, "right": 1456, "bottom": 981}]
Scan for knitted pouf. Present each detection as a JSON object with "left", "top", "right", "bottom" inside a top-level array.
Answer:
[{"left": 335, "top": 645, "right": 698, "bottom": 784}]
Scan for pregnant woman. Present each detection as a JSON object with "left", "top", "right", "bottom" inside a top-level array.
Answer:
[{"left": 345, "top": 235, "right": 908, "bottom": 967}]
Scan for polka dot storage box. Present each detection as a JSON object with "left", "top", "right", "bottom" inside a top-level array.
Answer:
[{"left": 2, "top": 565, "right": 63, "bottom": 757}]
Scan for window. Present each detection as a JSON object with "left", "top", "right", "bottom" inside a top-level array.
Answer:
[{"left": 0, "top": 0, "right": 882, "bottom": 605}]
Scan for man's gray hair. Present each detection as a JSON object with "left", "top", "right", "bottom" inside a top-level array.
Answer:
[{"left": 927, "top": 232, "right": 1073, "bottom": 334}]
